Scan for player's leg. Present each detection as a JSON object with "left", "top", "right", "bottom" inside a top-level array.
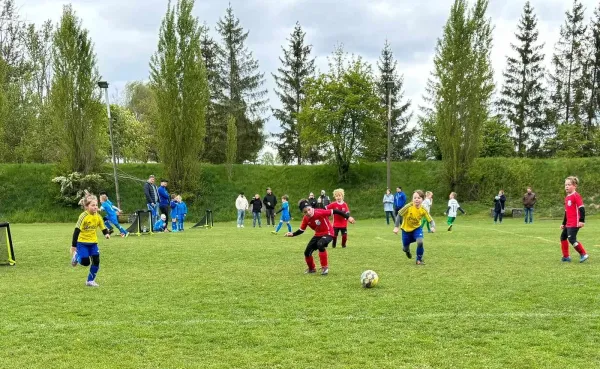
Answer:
[
  {"left": 274, "top": 218, "right": 283, "bottom": 233},
  {"left": 286, "top": 221, "right": 292, "bottom": 232},
  {"left": 447, "top": 216, "right": 455, "bottom": 231},
  {"left": 560, "top": 228, "right": 570, "bottom": 261},
  {"left": 332, "top": 227, "right": 340, "bottom": 248},
  {"left": 110, "top": 217, "right": 128, "bottom": 237},
  {"left": 86, "top": 245, "right": 100, "bottom": 287},
  {"left": 414, "top": 228, "right": 425, "bottom": 264},
  {"left": 494, "top": 211, "right": 498, "bottom": 224},
  {"left": 304, "top": 237, "right": 319, "bottom": 273},
  {"left": 341, "top": 227, "right": 348, "bottom": 248},
  {"left": 172, "top": 217, "right": 178, "bottom": 232},
  {"left": 567, "top": 227, "right": 588, "bottom": 262},
  {"left": 401, "top": 230, "right": 413, "bottom": 259},
  {"left": 178, "top": 215, "right": 184, "bottom": 231},
  {"left": 257, "top": 212, "right": 262, "bottom": 227},
  {"left": 316, "top": 236, "right": 333, "bottom": 275}
]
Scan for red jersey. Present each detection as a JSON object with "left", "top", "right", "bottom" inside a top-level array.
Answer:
[
  {"left": 300, "top": 209, "right": 334, "bottom": 237},
  {"left": 565, "top": 191, "right": 584, "bottom": 227},
  {"left": 326, "top": 201, "right": 350, "bottom": 228}
]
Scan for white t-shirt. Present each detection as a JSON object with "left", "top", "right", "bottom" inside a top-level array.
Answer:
[
  {"left": 423, "top": 198, "right": 432, "bottom": 213},
  {"left": 447, "top": 199, "right": 460, "bottom": 217}
]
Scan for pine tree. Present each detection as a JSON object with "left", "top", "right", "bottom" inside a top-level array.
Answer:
[
  {"left": 271, "top": 22, "right": 318, "bottom": 165},
  {"left": 225, "top": 114, "right": 236, "bottom": 180},
  {"left": 216, "top": 4, "right": 268, "bottom": 163},
  {"left": 150, "top": 0, "right": 209, "bottom": 190},
  {"left": 49, "top": 4, "right": 106, "bottom": 174},
  {"left": 498, "top": 1, "right": 546, "bottom": 157},
  {"left": 549, "top": 0, "right": 587, "bottom": 127},
  {"left": 584, "top": 4, "right": 600, "bottom": 137},
  {"left": 373, "top": 40, "right": 413, "bottom": 161}
]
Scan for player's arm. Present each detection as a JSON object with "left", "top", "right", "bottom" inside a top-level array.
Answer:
[
  {"left": 561, "top": 211, "right": 567, "bottom": 228},
  {"left": 445, "top": 206, "right": 450, "bottom": 214},
  {"left": 458, "top": 206, "right": 466, "bottom": 214},
  {"left": 579, "top": 205, "right": 585, "bottom": 224},
  {"left": 71, "top": 227, "right": 81, "bottom": 249},
  {"left": 331, "top": 209, "right": 355, "bottom": 223},
  {"left": 276, "top": 207, "right": 283, "bottom": 214},
  {"left": 398, "top": 202, "right": 412, "bottom": 217}
]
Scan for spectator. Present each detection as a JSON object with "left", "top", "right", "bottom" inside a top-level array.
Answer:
[
  {"left": 383, "top": 188, "right": 394, "bottom": 225},
  {"left": 264, "top": 188, "right": 277, "bottom": 227},
  {"left": 158, "top": 179, "right": 170, "bottom": 219},
  {"left": 394, "top": 187, "right": 407, "bottom": 221},
  {"left": 249, "top": 194, "right": 263, "bottom": 228},
  {"left": 493, "top": 190, "right": 506, "bottom": 224},
  {"left": 143, "top": 175, "right": 159, "bottom": 223},
  {"left": 317, "top": 190, "right": 330, "bottom": 209},
  {"left": 236, "top": 192, "right": 249, "bottom": 228},
  {"left": 308, "top": 192, "right": 318, "bottom": 209},
  {"left": 523, "top": 186, "right": 537, "bottom": 224}
]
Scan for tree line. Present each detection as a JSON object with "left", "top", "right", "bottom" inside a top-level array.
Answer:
[{"left": 1, "top": 0, "right": 599, "bottom": 190}]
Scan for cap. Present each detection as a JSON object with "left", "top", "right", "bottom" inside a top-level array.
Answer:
[
  {"left": 298, "top": 199, "right": 310, "bottom": 212},
  {"left": 160, "top": 214, "right": 166, "bottom": 220}
]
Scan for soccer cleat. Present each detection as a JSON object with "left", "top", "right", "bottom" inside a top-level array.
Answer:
[
  {"left": 71, "top": 252, "right": 78, "bottom": 267},
  {"left": 403, "top": 246, "right": 412, "bottom": 259},
  {"left": 271, "top": 231, "right": 278, "bottom": 235},
  {"left": 124, "top": 232, "right": 129, "bottom": 238},
  {"left": 321, "top": 267, "right": 329, "bottom": 276},
  {"left": 86, "top": 280, "right": 99, "bottom": 287},
  {"left": 561, "top": 257, "right": 571, "bottom": 262},
  {"left": 332, "top": 244, "right": 336, "bottom": 248},
  {"left": 447, "top": 224, "right": 453, "bottom": 231},
  {"left": 304, "top": 268, "right": 316, "bottom": 274},
  {"left": 108, "top": 229, "right": 114, "bottom": 235},
  {"left": 580, "top": 254, "right": 589, "bottom": 263},
  {"left": 416, "top": 260, "right": 425, "bottom": 265},
  {"left": 342, "top": 245, "right": 346, "bottom": 248}
]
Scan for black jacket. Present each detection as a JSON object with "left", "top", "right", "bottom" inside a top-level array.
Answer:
[
  {"left": 250, "top": 198, "right": 263, "bottom": 213},
  {"left": 494, "top": 194, "right": 506, "bottom": 212},
  {"left": 144, "top": 182, "right": 159, "bottom": 204},
  {"left": 317, "top": 195, "right": 330, "bottom": 209},
  {"left": 308, "top": 197, "right": 318, "bottom": 209},
  {"left": 263, "top": 193, "right": 277, "bottom": 210}
]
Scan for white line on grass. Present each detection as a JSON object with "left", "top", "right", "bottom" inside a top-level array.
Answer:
[
  {"left": 3, "top": 312, "right": 600, "bottom": 330},
  {"left": 460, "top": 224, "right": 555, "bottom": 244}
]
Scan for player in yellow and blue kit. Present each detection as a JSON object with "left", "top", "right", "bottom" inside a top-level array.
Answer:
[
  {"left": 393, "top": 190, "right": 436, "bottom": 265},
  {"left": 71, "top": 194, "right": 110, "bottom": 287}
]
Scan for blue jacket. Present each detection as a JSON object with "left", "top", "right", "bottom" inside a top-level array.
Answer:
[
  {"left": 177, "top": 201, "right": 188, "bottom": 218},
  {"left": 394, "top": 191, "right": 406, "bottom": 208},
  {"left": 383, "top": 194, "right": 394, "bottom": 212},
  {"left": 276, "top": 201, "right": 291, "bottom": 221},
  {"left": 101, "top": 199, "right": 118, "bottom": 219},
  {"left": 153, "top": 219, "right": 167, "bottom": 232},
  {"left": 170, "top": 200, "right": 178, "bottom": 219},
  {"left": 158, "top": 186, "right": 170, "bottom": 207}
]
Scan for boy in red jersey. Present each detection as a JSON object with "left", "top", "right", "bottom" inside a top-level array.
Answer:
[
  {"left": 561, "top": 176, "right": 589, "bottom": 263},
  {"left": 285, "top": 199, "right": 355, "bottom": 275},
  {"left": 326, "top": 188, "right": 351, "bottom": 248}
]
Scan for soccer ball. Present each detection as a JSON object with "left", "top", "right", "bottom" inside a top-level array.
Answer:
[{"left": 360, "top": 270, "right": 379, "bottom": 288}]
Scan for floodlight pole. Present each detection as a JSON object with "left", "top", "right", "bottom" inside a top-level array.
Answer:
[
  {"left": 385, "top": 81, "right": 394, "bottom": 190},
  {"left": 98, "top": 81, "right": 121, "bottom": 210}
]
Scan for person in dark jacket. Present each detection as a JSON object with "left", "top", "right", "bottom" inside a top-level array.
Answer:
[
  {"left": 249, "top": 194, "right": 263, "bottom": 228},
  {"left": 158, "top": 179, "right": 170, "bottom": 219},
  {"left": 493, "top": 190, "right": 506, "bottom": 224},
  {"left": 263, "top": 187, "right": 277, "bottom": 227},
  {"left": 308, "top": 192, "right": 318, "bottom": 209},
  {"left": 317, "top": 190, "right": 330, "bottom": 209},
  {"left": 523, "top": 187, "right": 537, "bottom": 224},
  {"left": 143, "top": 175, "right": 159, "bottom": 223}
]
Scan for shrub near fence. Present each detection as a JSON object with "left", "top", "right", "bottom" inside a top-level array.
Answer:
[{"left": 0, "top": 158, "right": 599, "bottom": 223}]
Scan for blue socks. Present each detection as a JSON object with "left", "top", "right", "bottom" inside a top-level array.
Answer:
[
  {"left": 172, "top": 221, "right": 177, "bottom": 230},
  {"left": 275, "top": 221, "right": 283, "bottom": 233},
  {"left": 416, "top": 244, "right": 424, "bottom": 261},
  {"left": 287, "top": 223, "right": 292, "bottom": 232},
  {"left": 88, "top": 265, "right": 99, "bottom": 282}
]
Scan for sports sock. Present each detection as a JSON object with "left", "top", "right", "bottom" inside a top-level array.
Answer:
[
  {"left": 275, "top": 221, "right": 283, "bottom": 232},
  {"left": 416, "top": 243, "right": 424, "bottom": 261},
  {"left": 88, "top": 265, "right": 99, "bottom": 282},
  {"left": 342, "top": 234, "right": 348, "bottom": 247},
  {"left": 574, "top": 242, "right": 587, "bottom": 256},
  {"left": 172, "top": 221, "right": 177, "bottom": 230},
  {"left": 287, "top": 223, "right": 292, "bottom": 232},
  {"left": 318, "top": 251, "right": 328, "bottom": 268},
  {"left": 332, "top": 236, "right": 337, "bottom": 247},
  {"left": 305, "top": 256, "right": 316, "bottom": 270},
  {"left": 561, "top": 240, "right": 569, "bottom": 257}
]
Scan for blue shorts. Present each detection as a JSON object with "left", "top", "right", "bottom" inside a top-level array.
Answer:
[
  {"left": 401, "top": 228, "right": 424, "bottom": 247},
  {"left": 76, "top": 242, "right": 99, "bottom": 259},
  {"left": 280, "top": 215, "right": 291, "bottom": 222}
]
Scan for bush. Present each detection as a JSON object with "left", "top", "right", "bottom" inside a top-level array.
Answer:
[{"left": 52, "top": 172, "right": 107, "bottom": 207}]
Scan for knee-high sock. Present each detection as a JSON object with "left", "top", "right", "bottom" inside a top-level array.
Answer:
[
  {"left": 561, "top": 240, "right": 570, "bottom": 257},
  {"left": 416, "top": 242, "right": 424, "bottom": 261},
  {"left": 172, "top": 221, "right": 177, "bottom": 230},
  {"left": 88, "top": 265, "right": 99, "bottom": 282},
  {"left": 305, "top": 256, "right": 316, "bottom": 270},
  {"left": 318, "top": 251, "right": 328, "bottom": 268},
  {"left": 574, "top": 242, "right": 587, "bottom": 255},
  {"left": 332, "top": 236, "right": 337, "bottom": 247},
  {"left": 275, "top": 221, "right": 283, "bottom": 232},
  {"left": 287, "top": 223, "right": 292, "bottom": 232},
  {"left": 342, "top": 234, "right": 348, "bottom": 247}
]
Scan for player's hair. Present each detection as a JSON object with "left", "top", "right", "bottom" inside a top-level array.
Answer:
[
  {"left": 425, "top": 191, "right": 433, "bottom": 197},
  {"left": 175, "top": 195, "right": 182, "bottom": 201},
  {"left": 298, "top": 198, "right": 309, "bottom": 207},
  {"left": 282, "top": 195, "right": 289, "bottom": 201},
  {"left": 333, "top": 188, "right": 345, "bottom": 199},
  {"left": 79, "top": 193, "right": 97, "bottom": 209},
  {"left": 413, "top": 190, "right": 425, "bottom": 199},
  {"left": 450, "top": 192, "right": 457, "bottom": 198},
  {"left": 171, "top": 193, "right": 177, "bottom": 199},
  {"left": 566, "top": 176, "right": 579, "bottom": 186}
]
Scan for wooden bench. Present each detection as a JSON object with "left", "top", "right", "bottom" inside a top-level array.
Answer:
[{"left": 490, "top": 208, "right": 523, "bottom": 218}]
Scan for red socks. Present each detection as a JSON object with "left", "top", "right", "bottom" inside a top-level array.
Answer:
[
  {"left": 561, "top": 240, "right": 569, "bottom": 257},
  {"left": 305, "top": 256, "right": 316, "bottom": 270},
  {"left": 574, "top": 243, "right": 587, "bottom": 256},
  {"left": 318, "top": 251, "right": 328, "bottom": 268},
  {"left": 342, "top": 234, "right": 347, "bottom": 247}
]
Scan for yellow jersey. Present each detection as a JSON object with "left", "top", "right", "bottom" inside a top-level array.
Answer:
[
  {"left": 399, "top": 202, "right": 433, "bottom": 232},
  {"left": 75, "top": 211, "right": 106, "bottom": 244}
]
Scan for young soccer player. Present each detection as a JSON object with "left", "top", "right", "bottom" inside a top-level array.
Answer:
[
  {"left": 153, "top": 214, "right": 169, "bottom": 232},
  {"left": 99, "top": 192, "right": 129, "bottom": 237},
  {"left": 393, "top": 190, "right": 436, "bottom": 265},
  {"left": 170, "top": 194, "right": 179, "bottom": 232},
  {"left": 71, "top": 194, "right": 110, "bottom": 287},
  {"left": 285, "top": 199, "right": 355, "bottom": 275},
  {"left": 176, "top": 195, "right": 187, "bottom": 231},
  {"left": 421, "top": 191, "right": 433, "bottom": 233},
  {"left": 560, "top": 176, "right": 589, "bottom": 263},
  {"left": 445, "top": 192, "right": 465, "bottom": 231},
  {"left": 326, "top": 188, "right": 351, "bottom": 248},
  {"left": 271, "top": 195, "right": 292, "bottom": 235}
]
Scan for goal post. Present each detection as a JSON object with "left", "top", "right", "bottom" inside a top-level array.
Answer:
[{"left": 0, "top": 222, "right": 15, "bottom": 266}]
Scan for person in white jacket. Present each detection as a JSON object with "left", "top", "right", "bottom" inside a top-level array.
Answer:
[{"left": 235, "top": 193, "right": 249, "bottom": 228}]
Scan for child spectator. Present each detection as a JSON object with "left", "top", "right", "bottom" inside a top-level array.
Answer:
[
  {"left": 176, "top": 195, "right": 187, "bottom": 231},
  {"left": 154, "top": 214, "right": 169, "bottom": 232},
  {"left": 326, "top": 188, "right": 351, "bottom": 248},
  {"left": 170, "top": 194, "right": 179, "bottom": 232},
  {"left": 249, "top": 194, "right": 263, "bottom": 228},
  {"left": 236, "top": 193, "right": 249, "bottom": 228}
]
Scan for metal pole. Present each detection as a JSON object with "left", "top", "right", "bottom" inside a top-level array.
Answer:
[
  {"left": 103, "top": 88, "right": 121, "bottom": 210},
  {"left": 386, "top": 87, "right": 392, "bottom": 190}
]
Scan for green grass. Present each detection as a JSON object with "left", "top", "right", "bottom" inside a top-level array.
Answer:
[{"left": 1, "top": 215, "right": 600, "bottom": 368}]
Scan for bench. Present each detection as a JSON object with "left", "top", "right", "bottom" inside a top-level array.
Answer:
[{"left": 490, "top": 208, "right": 523, "bottom": 218}]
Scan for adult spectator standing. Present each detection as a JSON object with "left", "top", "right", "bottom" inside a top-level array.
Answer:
[
  {"left": 523, "top": 186, "right": 537, "bottom": 224},
  {"left": 317, "top": 190, "right": 330, "bottom": 209},
  {"left": 493, "top": 189, "right": 506, "bottom": 224},
  {"left": 383, "top": 188, "right": 395, "bottom": 225},
  {"left": 394, "top": 187, "right": 407, "bottom": 221},
  {"left": 144, "top": 175, "right": 159, "bottom": 223},
  {"left": 308, "top": 193, "right": 318, "bottom": 209},
  {"left": 264, "top": 187, "right": 278, "bottom": 227},
  {"left": 235, "top": 192, "right": 249, "bottom": 228},
  {"left": 158, "top": 179, "right": 170, "bottom": 219}
]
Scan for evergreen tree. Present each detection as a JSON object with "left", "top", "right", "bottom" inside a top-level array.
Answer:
[
  {"left": 498, "top": 1, "right": 546, "bottom": 157},
  {"left": 372, "top": 40, "right": 413, "bottom": 161},
  {"left": 216, "top": 4, "right": 268, "bottom": 163},
  {"left": 49, "top": 5, "right": 106, "bottom": 174},
  {"left": 272, "top": 22, "right": 319, "bottom": 165},
  {"left": 150, "top": 0, "right": 209, "bottom": 190},
  {"left": 226, "top": 114, "right": 236, "bottom": 180},
  {"left": 584, "top": 4, "right": 600, "bottom": 137},
  {"left": 549, "top": 0, "right": 587, "bottom": 127},
  {"left": 424, "top": 0, "right": 494, "bottom": 190}
]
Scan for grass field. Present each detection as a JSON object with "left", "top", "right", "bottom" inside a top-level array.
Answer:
[{"left": 1, "top": 216, "right": 600, "bottom": 369}]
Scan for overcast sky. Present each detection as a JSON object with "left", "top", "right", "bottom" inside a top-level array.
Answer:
[{"left": 14, "top": 0, "right": 600, "bottom": 151}]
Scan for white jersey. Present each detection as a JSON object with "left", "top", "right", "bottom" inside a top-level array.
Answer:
[
  {"left": 447, "top": 199, "right": 460, "bottom": 217},
  {"left": 422, "top": 198, "right": 432, "bottom": 213}
]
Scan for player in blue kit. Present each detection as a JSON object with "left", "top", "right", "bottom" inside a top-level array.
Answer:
[
  {"left": 99, "top": 192, "right": 128, "bottom": 237},
  {"left": 271, "top": 195, "right": 292, "bottom": 235}
]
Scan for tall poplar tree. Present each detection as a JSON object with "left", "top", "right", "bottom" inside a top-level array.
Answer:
[
  {"left": 216, "top": 5, "right": 268, "bottom": 163},
  {"left": 498, "top": 1, "right": 546, "bottom": 157},
  {"left": 49, "top": 4, "right": 106, "bottom": 174},
  {"left": 150, "top": 0, "right": 209, "bottom": 190},
  {"left": 584, "top": 4, "right": 600, "bottom": 136}
]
